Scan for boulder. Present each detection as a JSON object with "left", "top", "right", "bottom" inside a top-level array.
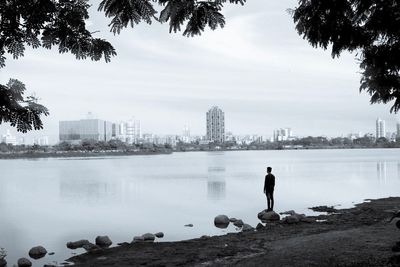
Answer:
[
  {"left": 154, "top": 232, "right": 164, "bottom": 238},
  {"left": 261, "top": 211, "right": 280, "bottom": 221},
  {"left": 257, "top": 210, "right": 267, "bottom": 220},
  {"left": 82, "top": 243, "right": 102, "bottom": 254},
  {"left": 242, "top": 224, "right": 254, "bottom": 232},
  {"left": 132, "top": 236, "right": 145, "bottom": 243},
  {"left": 233, "top": 219, "right": 244, "bottom": 227},
  {"left": 17, "top": 258, "right": 32, "bottom": 267},
  {"left": 184, "top": 224, "right": 193, "bottom": 227},
  {"left": 95, "top": 236, "right": 112, "bottom": 248},
  {"left": 142, "top": 233, "right": 155, "bottom": 242},
  {"left": 280, "top": 210, "right": 296, "bottom": 216},
  {"left": 229, "top": 218, "right": 238, "bottom": 222},
  {"left": 28, "top": 245, "right": 47, "bottom": 259},
  {"left": 256, "top": 223, "right": 265, "bottom": 230},
  {"left": 214, "top": 215, "right": 230, "bottom": 228},
  {"left": 0, "top": 259, "right": 6, "bottom": 267},
  {"left": 66, "top": 239, "right": 91, "bottom": 249},
  {"left": 284, "top": 215, "right": 300, "bottom": 224},
  {"left": 43, "top": 265, "right": 57, "bottom": 267}
]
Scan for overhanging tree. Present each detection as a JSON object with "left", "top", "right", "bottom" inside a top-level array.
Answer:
[
  {"left": 2, "top": 0, "right": 400, "bottom": 132},
  {"left": 0, "top": 0, "right": 245, "bottom": 132},
  {"left": 292, "top": 0, "right": 400, "bottom": 112}
]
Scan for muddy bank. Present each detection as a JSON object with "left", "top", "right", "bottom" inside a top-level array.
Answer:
[{"left": 69, "top": 197, "right": 400, "bottom": 267}]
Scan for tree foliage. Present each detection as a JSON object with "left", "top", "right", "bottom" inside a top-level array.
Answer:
[
  {"left": 0, "top": 0, "right": 245, "bottom": 132},
  {"left": 0, "top": 79, "right": 49, "bottom": 132},
  {"left": 293, "top": 0, "right": 400, "bottom": 112}
]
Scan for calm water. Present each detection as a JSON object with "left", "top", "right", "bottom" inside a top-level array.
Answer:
[{"left": 1, "top": 149, "right": 400, "bottom": 266}]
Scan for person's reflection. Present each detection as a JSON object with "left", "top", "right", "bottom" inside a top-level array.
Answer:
[
  {"left": 377, "top": 161, "right": 387, "bottom": 183},
  {"left": 207, "top": 166, "right": 226, "bottom": 201}
]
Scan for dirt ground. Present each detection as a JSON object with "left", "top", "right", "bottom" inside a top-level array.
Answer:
[{"left": 69, "top": 197, "right": 400, "bottom": 267}]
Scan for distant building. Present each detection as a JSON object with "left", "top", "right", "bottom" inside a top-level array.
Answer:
[
  {"left": 126, "top": 118, "right": 141, "bottom": 144},
  {"left": 273, "top": 128, "right": 293, "bottom": 142},
  {"left": 206, "top": 106, "right": 225, "bottom": 143},
  {"left": 376, "top": 118, "right": 386, "bottom": 139},
  {"left": 59, "top": 119, "right": 113, "bottom": 143},
  {"left": 397, "top": 122, "right": 400, "bottom": 139},
  {"left": 1, "top": 129, "right": 17, "bottom": 145},
  {"left": 181, "top": 125, "right": 191, "bottom": 143}
]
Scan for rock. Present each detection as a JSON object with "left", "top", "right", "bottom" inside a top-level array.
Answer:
[
  {"left": 43, "top": 265, "right": 56, "bottom": 267},
  {"left": 17, "top": 257, "right": 32, "bottom": 267},
  {"left": 300, "top": 217, "right": 316, "bottom": 223},
  {"left": 284, "top": 215, "right": 300, "bottom": 224},
  {"left": 142, "top": 233, "right": 155, "bottom": 242},
  {"left": 256, "top": 223, "right": 265, "bottom": 230},
  {"left": 201, "top": 235, "right": 210, "bottom": 239},
  {"left": 95, "top": 236, "right": 112, "bottom": 248},
  {"left": 233, "top": 219, "right": 244, "bottom": 227},
  {"left": 242, "top": 224, "right": 254, "bottom": 232},
  {"left": 261, "top": 211, "right": 281, "bottom": 221},
  {"left": 132, "top": 236, "right": 145, "bottom": 243},
  {"left": 66, "top": 239, "right": 91, "bottom": 249},
  {"left": 184, "top": 224, "right": 193, "bottom": 227},
  {"left": 117, "top": 242, "right": 130, "bottom": 246},
  {"left": 154, "top": 232, "right": 164, "bottom": 238},
  {"left": 257, "top": 210, "right": 267, "bottom": 220},
  {"left": 0, "top": 259, "right": 6, "bottom": 267},
  {"left": 82, "top": 243, "right": 102, "bottom": 254},
  {"left": 393, "top": 244, "right": 400, "bottom": 252},
  {"left": 48, "top": 252, "right": 55, "bottom": 255},
  {"left": 280, "top": 210, "right": 296, "bottom": 216},
  {"left": 310, "top": 205, "right": 337, "bottom": 213},
  {"left": 214, "top": 215, "right": 230, "bottom": 228},
  {"left": 28, "top": 245, "right": 47, "bottom": 259},
  {"left": 229, "top": 218, "right": 238, "bottom": 222}
]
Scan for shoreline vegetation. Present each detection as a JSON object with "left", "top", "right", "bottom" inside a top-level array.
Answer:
[
  {"left": 67, "top": 197, "right": 400, "bottom": 267},
  {"left": 1, "top": 136, "right": 400, "bottom": 159}
]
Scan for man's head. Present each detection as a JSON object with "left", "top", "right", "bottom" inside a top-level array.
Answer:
[{"left": 267, "top": 167, "right": 272, "bottom": 173}]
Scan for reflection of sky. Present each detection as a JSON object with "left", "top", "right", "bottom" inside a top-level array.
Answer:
[{"left": 1, "top": 149, "right": 400, "bottom": 265}]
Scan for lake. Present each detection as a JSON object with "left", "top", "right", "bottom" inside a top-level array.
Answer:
[{"left": 1, "top": 149, "right": 400, "bottom": 266}]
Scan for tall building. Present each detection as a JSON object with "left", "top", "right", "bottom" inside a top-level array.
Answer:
[
  {"left": 1, "top": 129, "right": 17, "bottom": 145},
  {"left": 59, "top": 119, "right": 113, "bottom": 143},
  {"left": 126, "top": 118, "right": 141, "bottom": 144},
  {"left": 206, "top": 106, "right": 225, "bottom": 143},
  {"left": 397, "top": 122, "right": 400, "bottom": 139},
  {"left": 181, "top": 125, "right": 191, "bottom": 143},
  {"left": 273, "top": 128, "right": 293, "bottom": 142},
  {"left": 375, "top": 118, "right": 385, "bottom": 139}
]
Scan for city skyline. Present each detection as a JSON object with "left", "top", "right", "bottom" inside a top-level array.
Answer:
[{"left": 1, "top": 1, "right": 400, "bottom": 141}]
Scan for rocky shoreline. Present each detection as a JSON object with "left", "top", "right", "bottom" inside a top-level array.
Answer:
[
  {"left": 65, "top": 197, "right": 400, "bottom": 267},
  {"left": 3, "top": 197, "right": 400, "bottom": 267}
]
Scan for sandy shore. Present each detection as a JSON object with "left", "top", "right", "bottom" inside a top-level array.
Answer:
[{"left": 69, "top": 197, "right": 400, "bottom": 267}]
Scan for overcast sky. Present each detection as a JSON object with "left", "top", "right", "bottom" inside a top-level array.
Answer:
[{"left": 1, "top": 0, "right": 399, "bottom": 142}]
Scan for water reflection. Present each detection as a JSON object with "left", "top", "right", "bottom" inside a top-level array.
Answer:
[
  {"left": 377, "top": 162, "right": 387, "bottom": 183},
  {"left": 60, "top": 178, "right": 120, "bottom": 203},
  {"left": 398, "top": 163, "right": 400, "bottom": 180},
  {"left": 207, "top": 153, "right": 226, "bottom": 201}
]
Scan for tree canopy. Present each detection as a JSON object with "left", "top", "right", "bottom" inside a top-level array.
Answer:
[
  {"left": 293, "top": 0, "right": 400, "bottom": 112},
  {"left": 1, "top": 0, "right": 400, "bottom": 132},
  {"left": 0, "top": 0, "right": 245, "bottom": 131}
]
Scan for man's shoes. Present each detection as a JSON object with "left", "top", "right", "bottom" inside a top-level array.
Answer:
[{"left": 267, "top": 208, "right": 272, "bottom": 212}]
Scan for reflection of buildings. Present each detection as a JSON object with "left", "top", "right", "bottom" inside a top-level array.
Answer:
[
  {"left": 207, "top": 165, "right": 226, "bottom": 201},
  {"left": 377, "top": 162, "right": 387, "bottom": 183},
  {"left": 398, "top": 162, "right": 400, "bottom": 180},
  {"left": 60, "top": 178, "right": 120, "bottom": 203}
]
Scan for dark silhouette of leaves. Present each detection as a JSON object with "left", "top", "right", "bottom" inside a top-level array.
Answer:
[{"left": 293, "top": 0, "right": 400, "bottom": 112}]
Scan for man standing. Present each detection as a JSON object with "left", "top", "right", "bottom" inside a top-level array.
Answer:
[{"left": 264, "top": 166, "right": 275, "bottom": 211}]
